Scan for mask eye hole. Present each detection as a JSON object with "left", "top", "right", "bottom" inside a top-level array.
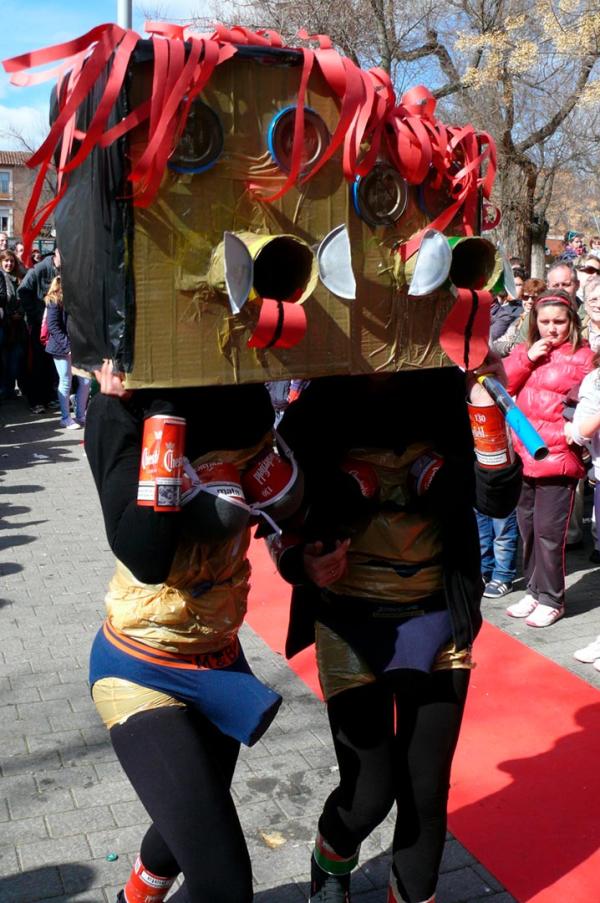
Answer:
[
  {"left": 267, "top": 106, "right": 330, "bottom": 175},
  {"left": 352, "top": 164, "right": 408, "bottom": 227},
  {"left": 168, "top": 100, "right": 224, "bottom": 174}
]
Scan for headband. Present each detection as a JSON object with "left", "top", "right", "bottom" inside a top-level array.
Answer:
[{"left": 534, "top": 294, "right": 575, "bottom": 310}]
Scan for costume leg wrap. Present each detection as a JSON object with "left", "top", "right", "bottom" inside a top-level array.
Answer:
[
  {"left": 313, "top": 829, "right": 360, "bottom": 875},
  {"left": 123, "top": 855, "right": 175, "bottom": 902},
  {"left": 388, "top": 869, "right": 435, "bottom": 903}
]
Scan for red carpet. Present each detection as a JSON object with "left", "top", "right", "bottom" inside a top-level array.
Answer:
[{"left": 246, "top": 541, "right": 600, "bottom": 903}]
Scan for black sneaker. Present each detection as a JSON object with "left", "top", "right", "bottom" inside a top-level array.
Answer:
[
  {"left": 482, "top": 579, "right": 513, "bottom": 599},
  {"left": 115, "top": 893, "right": 125, "bottom": 903},
  {"left": 589, "top": 549, "right": 600, "bottom": 564},
  {"left": 310, "top": 857, "right": 351, "bottom": 902}
]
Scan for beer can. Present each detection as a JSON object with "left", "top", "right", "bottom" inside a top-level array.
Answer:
[
  {"left": 154, "top": 416, "right": 186, "bottom": 511},
  {"left": 467, "top": 402, "right": 515, "bottom": 469},
  {"left": 137, "top": 415, "right": 186, "bottom": 510},
  {"left": 137, "top": 415, "right": 165, "bottom": 506}
]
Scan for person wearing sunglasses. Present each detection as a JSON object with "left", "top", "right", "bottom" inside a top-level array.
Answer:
[
  {"left": 493, "top": 278, "right": 546, "bottom": 358},
  {"left": 575, "top": 255, "right": 600, "bottom": 299}
]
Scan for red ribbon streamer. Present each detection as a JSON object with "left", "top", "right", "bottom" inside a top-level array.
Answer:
[{"left": 2, "top": 22, "right": 497, "bottom": 262}]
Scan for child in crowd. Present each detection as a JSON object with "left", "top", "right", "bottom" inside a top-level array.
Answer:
[
  {"left": 43, "top": 276, "right": 90, "bottom": 429},
  {"left": 504, "top": 289, "right": 594, "bottom": 627}
]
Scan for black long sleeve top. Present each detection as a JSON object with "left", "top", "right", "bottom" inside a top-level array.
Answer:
[
  {"left": 277, "top": 369, "right": 522, "bottom": 654},
  {"left": 85, "top": 384, "right": 274, "bottom": 585}
]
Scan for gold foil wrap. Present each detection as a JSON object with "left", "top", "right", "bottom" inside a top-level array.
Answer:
[
  {"left": 316, "top": 623, "right": 475, "bottom": 701},
  {"left": 92, "top": 677, "right": 185, "bottom": 729},
  {"left": 329, "top": 446, "right": 444, "bottom": 603},
  {"left": 104, "top": 437, "right": 271, "bottom": 654}
]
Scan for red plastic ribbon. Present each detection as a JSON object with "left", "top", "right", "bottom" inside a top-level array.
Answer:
[
  {"left": 1, "top": 21, "right": 237, "bottom": 250},
  {"left": 2, "top": 22, "right": 497, "bottom": 261}
]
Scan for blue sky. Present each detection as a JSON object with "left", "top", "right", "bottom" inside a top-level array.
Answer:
[{"left": 0, "top": 1, "right": 215, "bottom": 148}]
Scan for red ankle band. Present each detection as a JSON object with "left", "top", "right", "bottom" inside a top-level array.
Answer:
[{"left": 123, "top": 856, "right": 176, "bottom": 903}]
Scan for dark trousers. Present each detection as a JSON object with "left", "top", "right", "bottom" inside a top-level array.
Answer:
[
  {"left": 319, "top": 669, "right": 470, "bottom": 903},
  {"left": 516, "top": 476, "right": 576, "bottom": 610},
  {"left": 25, "top": 326, "right": 57, "bottom": 407},
  {"left": 110, "top": 706, "right": 252, "bottom": 902}
]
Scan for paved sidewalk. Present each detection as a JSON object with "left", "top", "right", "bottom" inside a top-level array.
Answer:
[{"left": 0, "top": 397, "right": 598, "bottom": 902}]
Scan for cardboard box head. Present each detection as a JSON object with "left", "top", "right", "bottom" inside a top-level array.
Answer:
[{"left": 16, "top": 27, "right": 499, "bottom": 385}]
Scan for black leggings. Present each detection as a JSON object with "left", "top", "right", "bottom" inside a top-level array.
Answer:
[
  {"left": 110, "top": 706, "right": 253, "bottom": 903},
  {"left": 319, "top": 668, "right": 470, "bottom": 903}
]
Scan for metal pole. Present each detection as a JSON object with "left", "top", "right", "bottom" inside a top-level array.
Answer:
[{"left": 117, "top": 0, "right": 132, "bottom": 28}]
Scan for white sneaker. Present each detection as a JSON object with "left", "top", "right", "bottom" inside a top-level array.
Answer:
[
  {"left": 573, "top": 636, "right": 600, "bottom": 663},
  {"left": 506, "top": 594, "right": 538, "bottom": 618},
  {"left": 526, "top": 604, "right": 564, "bottom": 628},
  {"left": 60, "top": 417, "right": 81, "bottom": 430}
]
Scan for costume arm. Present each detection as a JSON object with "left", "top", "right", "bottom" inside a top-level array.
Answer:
[
  {"left": 85, "top": 394, "right": 183, "bottom": 583},
  {"left": 473, "top": 458, "right": 522, "bottom": 518},
  {"left": 266, "top": 531, "right": 307, "bottom": 585}
]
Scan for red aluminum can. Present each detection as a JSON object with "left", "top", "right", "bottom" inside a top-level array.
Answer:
[
  {"left": 154, "top": 416, "right": 186, "bottom": 511},
  {"left": 137, "top": 416, "right": 164, "bottom": 506},
  {"left": 137, "top": 415, "right": 186, "bottom": 510}
]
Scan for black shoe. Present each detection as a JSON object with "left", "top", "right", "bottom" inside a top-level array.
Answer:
[
  {"left": 115, "top": 893, "right": 125, "bottom": 903},
  {"left": 589, "top": 549, "right": 600, "bottom": 564},
  {"left": 483, "top": 579, "right": 513, "bottom": 599},
  {"left": 310, "top": 856, "right": 351, "bottom": 902}
]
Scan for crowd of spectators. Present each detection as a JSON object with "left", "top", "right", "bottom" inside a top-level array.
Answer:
[{"left": 0, "top": 233, "right": 89, "bottom": 429}]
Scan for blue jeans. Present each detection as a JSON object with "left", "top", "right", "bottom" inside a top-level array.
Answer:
[
  {"left": 52, "top": 354, "right": 90, "bottom": 421},
  {"left": 476, "top": 509, "right": 518, "bottom": 584}
]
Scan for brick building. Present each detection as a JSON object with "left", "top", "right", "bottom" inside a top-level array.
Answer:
[{"left": 0, "top": 149, "right": 36, "bottom": 239}]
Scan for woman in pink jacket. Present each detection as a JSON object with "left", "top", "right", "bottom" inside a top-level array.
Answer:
[{"left": 504, "top": 289, "right": 594, "bottom": 627}]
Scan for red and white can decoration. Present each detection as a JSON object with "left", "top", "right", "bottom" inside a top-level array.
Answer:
[
  {"left": 195, "top": 461, "right": 248, "bottom": 507},
  {"left": 242, "top": 447, "right": 294, "bottom": 506},
  {"left": 137, "top": 415, "right": 186, "bottom": 511}
]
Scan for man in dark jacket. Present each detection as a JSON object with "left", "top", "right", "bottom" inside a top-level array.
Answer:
[{"left": 17, "top": 249, "right": 60, "bottom": 411}]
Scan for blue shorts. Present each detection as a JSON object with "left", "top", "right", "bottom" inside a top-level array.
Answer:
[{"left": 89, "top": 621, "right": 282, "bottom": 746}]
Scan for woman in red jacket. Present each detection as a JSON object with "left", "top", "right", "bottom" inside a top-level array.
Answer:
[{"left": 504, "top": 289, "right": 594, "bottom": 627}]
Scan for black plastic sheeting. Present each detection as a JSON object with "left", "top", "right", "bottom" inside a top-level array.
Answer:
[{"left": 53, "top": 59, "right": 134, "bottom": 373}]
